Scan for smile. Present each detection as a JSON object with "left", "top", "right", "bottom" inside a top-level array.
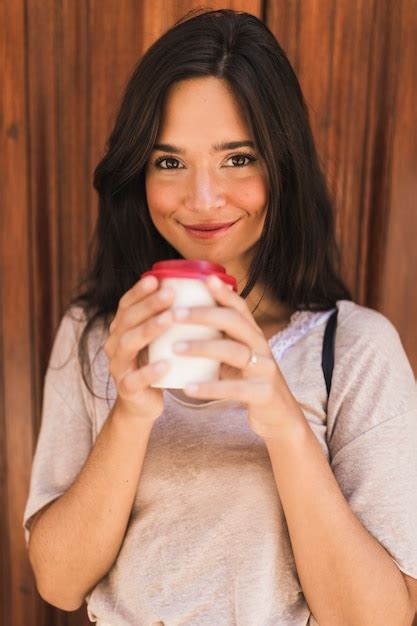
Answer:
[{"left": 181, "top": 220, "right": 240, "bottom": 240}]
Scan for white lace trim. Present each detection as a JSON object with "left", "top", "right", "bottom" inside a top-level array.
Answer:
[{"left": 268, "top": 308, "right": 336, "bottom": 361}]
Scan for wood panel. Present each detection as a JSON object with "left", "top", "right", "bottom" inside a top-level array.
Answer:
[
  {"left": 378, "top": 0, "right": 417, "bottom": 368},
  {"left": 1, "top": 1, "right": 416, "bottom": 625},
  {"left": 267, "top": 0, "right": 376, "bottom": 299},
  {"left": 266, "top": 0, "right": 417, "bottom": 371},
  {"left": 1, "top": 1, "right": 39, "bottom": 625}
]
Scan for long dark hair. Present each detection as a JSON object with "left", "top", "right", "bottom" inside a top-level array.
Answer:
[{"left": 67, "top": 8, "right": 352, "bottom": 399}]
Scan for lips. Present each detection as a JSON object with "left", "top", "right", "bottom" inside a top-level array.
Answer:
[
  {"left": 182, "top": 220, "right": 238, "bottom": 231},
  {"left": 181, "top": 219, "right": 239, "bottom": 240}
]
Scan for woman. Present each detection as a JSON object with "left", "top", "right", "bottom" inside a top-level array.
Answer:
[{"left": 23, "top": 9, "right": 417, "bottom": 625}]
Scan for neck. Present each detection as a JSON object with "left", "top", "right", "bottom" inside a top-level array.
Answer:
[
  {"left": 223, "top": 261, "right": 295, "bottom": 327},
  {"left": 243, "top": 281, "right": 295, "bottom": 327}
]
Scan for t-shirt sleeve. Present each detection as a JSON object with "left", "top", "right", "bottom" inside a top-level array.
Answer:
[
  {"left": 23, "top": 307, "right": 93, "bottom": 547},
  {"left": 326, "top": 306, "right": 417, "bottom": 579}
]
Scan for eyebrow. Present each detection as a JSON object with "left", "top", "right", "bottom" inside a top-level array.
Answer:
[{"left": 151, "top": 140, "right": 255, "bottom": 155}]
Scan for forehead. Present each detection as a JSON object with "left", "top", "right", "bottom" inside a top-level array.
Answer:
[{"left": 158, "top": 77, "right": 252, "bottom": 138}]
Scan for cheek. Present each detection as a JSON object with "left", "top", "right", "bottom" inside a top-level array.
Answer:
[
  {"left": 145, "top": 177, "right": 173, "bottom": 217},
  {"left": 231, "top": 176, "right": 268, "bottom": 214}
]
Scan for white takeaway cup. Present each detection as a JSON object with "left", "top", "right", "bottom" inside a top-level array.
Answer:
[{"left": 142, "top": 259, "right": 237, "bottom": 389}]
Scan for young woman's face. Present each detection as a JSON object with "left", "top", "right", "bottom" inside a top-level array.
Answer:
[{"left": 145, "top": 77, "right": 269, "bottom": 281}]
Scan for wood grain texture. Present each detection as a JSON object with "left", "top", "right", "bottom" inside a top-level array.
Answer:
[
  {"left": 24, "top": 3, "right": 92, "bottom": 624},
  {"left": 266, "top": 0, "right": 417, "bottom": 371},
  {"left": 377, "top": 0, "right": 417, "bottom": 370},
  {"left": 2, "top": 1, "right": 416, "bottom": 626},
  {"left": 0, "top": 1, "right": 39, "bottom": 625},
  {"left": 267, "top": 0, "right": 376, "bottom": 297}
]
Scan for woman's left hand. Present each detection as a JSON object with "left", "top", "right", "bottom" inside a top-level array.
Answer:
[{"left": 171, "top": 275, "right": 307, "bottom": 440}]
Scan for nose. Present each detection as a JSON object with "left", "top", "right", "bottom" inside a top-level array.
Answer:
[{"left": 184, "top": 167, "right": 226, "bottom": 213}]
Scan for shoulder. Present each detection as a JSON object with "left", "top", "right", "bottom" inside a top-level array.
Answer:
[
  {"left": 333, "top": 299, "right": 413, "bottom": 373},
  {"left": 48, "top": 305, "right": 106, "bottom": 370},
  {"left": 335, "top": 299, "right": 401, "bottom": 345},
  {"left": 54, "top": 305, "right": 89, "bottom": 340},
  {"left": 329, "top": 299, "right": 416, "bottom": 427},
  {"left": 47, "top": 306, "right": 85, "bottom": 368},
  {"left": 45, "top": 306, "right": 113, "bottom": 413}
]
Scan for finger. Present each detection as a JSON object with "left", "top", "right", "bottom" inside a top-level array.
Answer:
[
  {"left": 117, "top": 286, "right": 175, "bottom": 333},
  {"left": 204, "top": 275, "right": 263, "bottom": 334},
  {"left": 111, "top": 308, "right": 175, "bottom": 371},
  {"left": 111, "top": 275, "right": 160, "bottom": 332},
  {"left": 119, "top": 359, "right": 170, "bottom": 394},
  {"left": 173, "top": 338, "right": 270, "bottom": 371},
  {"left": 183, "top": 378, "right": 273, "bottom": 404},
  {"left": 106, "top": 287, "right": 175, "bottom": 356},
  {"left": 173, "top": 306, "right": 264, "bottom": 349},
  {"left": 121, "top": 275, "right": 159, "bottom": 308}
]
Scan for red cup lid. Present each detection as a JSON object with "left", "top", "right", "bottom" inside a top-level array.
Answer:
[{"left": 141, "top": 259, "right": 237, "bottom": 291}]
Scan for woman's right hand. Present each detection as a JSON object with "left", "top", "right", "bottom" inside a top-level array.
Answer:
[{"left": 104, "top": 275, "right": 175, "bottom": 423}]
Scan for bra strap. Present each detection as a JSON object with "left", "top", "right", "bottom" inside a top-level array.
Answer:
[{"left": 321, "top": 308, "right": 338, "bottom": 397}]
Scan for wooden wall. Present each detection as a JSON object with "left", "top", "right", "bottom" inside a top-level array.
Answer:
[{"left": 1, "top": 1, "right": 416, "bottom": 624}]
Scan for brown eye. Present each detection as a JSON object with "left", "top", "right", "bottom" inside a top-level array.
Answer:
[
  {"left": 226, "top": 154, "right": 257, "bottom": 167},
  {"left": 153, "top": 157, "right": 183, "bottom": 169}
]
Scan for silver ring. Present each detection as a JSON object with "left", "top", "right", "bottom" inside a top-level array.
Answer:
[{"left": 246, "top": 349, "right": 258, "bottom": 367}]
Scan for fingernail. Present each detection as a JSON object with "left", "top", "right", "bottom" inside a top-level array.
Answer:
[
  {"left": 175, "top": 307, "right": 190, "bottom": 320},
  {"left": 142, "top": 276, "right": 157, "bottom": 290},
  {"left": 156, "top": 310, "right": 172, "bottom": 324},
  {"left": 153, "top": 360, "right": 169, "bottom": 373},
  {"left": 173, "top": 341, "right": 188, "bottom": 352},
  {"left": 158, "top": 288, "right": 173, "bottom": 301},
  {"left": 208, "top": 275, "right": 223, "bottom": 288}
]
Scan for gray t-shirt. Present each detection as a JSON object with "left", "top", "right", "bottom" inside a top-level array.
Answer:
[{"left": 23, "top": 300, "right": 417, "bottom": 625}]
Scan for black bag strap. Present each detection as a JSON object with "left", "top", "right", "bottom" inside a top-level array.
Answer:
[{"left": 321, "top": 308, "right": 338, "bottom": 397}]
